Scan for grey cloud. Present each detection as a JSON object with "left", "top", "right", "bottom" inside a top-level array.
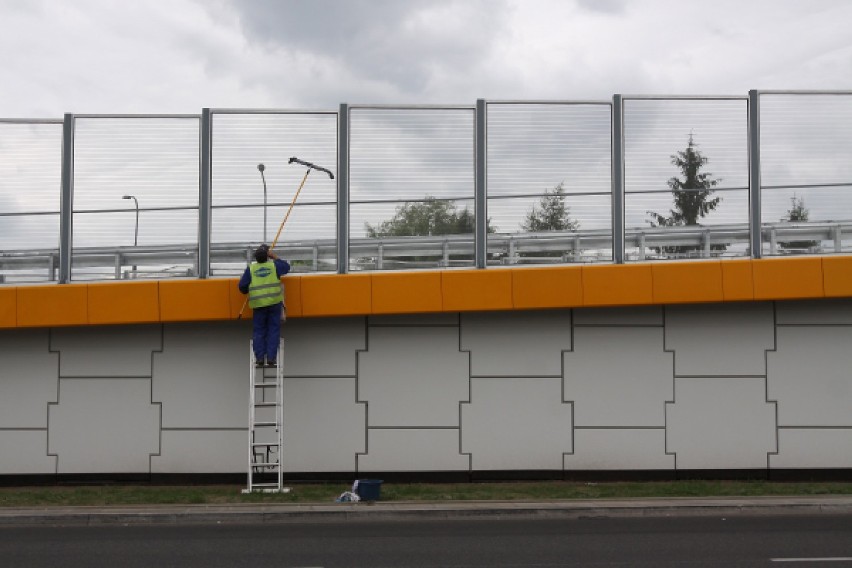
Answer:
[
  {"left": 575, "top": 0, "right": 626, "bottom": 15},
  {"left": 223, "top": 0, "right": 511, "bottom": 98}
]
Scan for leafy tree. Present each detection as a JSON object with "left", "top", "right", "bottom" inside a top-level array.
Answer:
[
  {"left": 365, "top": 196, "right": 491, "bottom": 238},
  {"left": 647, "top": 133, "right": 723, "bottom": 257},
  {"left": 779, "top": 194, "right": 819, "bottom": 251},
  {"left": 521, "top": 182, "right": 580, "bottom": 232}
]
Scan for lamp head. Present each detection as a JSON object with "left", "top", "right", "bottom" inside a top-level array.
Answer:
[{"left": 257, "top": 163, "right": 265, "bottom": 173}]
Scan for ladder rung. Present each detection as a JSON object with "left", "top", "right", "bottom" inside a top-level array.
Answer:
[
  {"left": 252, "top": 442, "right": 280, "bottom": 447},
  {"left": 254, "top": 402, "right": 277, "bottom": 407},
  {"left": 253, "top": 421, "right": 277, "bottom": 427},
  {"left": 249, "top": 483, "right": 281, "bottom": 488},
  {"left": 251, "top": 462, "right": 280, "bottom": 468},
  {"left": 254, "top": 382, "right": 279, "bottom": 387}
]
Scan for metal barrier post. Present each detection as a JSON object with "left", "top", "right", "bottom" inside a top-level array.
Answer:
[{"left": 748, "top": 90, "right": 762, "bottom": 259}]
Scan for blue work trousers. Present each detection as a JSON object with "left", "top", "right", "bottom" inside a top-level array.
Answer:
[{"left": 252, "top": 302, "right": 282, "bottom": 362}]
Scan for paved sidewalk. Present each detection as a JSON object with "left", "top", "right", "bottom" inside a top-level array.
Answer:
[{"left": 2, "top": 496, "right": 852, "bottom": 526}]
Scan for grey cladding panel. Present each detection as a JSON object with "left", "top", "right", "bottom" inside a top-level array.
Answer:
[
  {"left": 0, "top": 329, "right": 57, "bottom": 428},
  {"left": 665, "top": 303, "right": 774, "bottom": 376},
  {"left": 153, "top": 322, "right": 247, "bottom": 428},
  {"left": 565, "top": 327, "right": 672, "bottom": 427},
  {"left": 768, "top": 327, "right": 852, "bottom": 427},
  {"left": 51, "top": 325, "right": 161, "bottom": 377},
  {"left": 282, "top": 317, "right": 365, "bottom": 376},
  {"left": 776, "top": 299, "right": 852, "bottom": 325},
  {"left": 49, "top": 378, "right": 160, "bottom": 474},
  {"left": 359, "top": 326, "right": 468, "bottom": 427},
  {"left": 574, "top": 306, "right": 663, "bottom": 326},
  {"left": 462, "top": 310, "right": 571, "bottom": 377}
]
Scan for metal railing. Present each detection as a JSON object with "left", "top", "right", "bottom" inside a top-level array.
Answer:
[{"left": 2, "top": 221, "right": 848, "bottom": 283}]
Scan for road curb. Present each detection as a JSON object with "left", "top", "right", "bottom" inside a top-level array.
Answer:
[{"left": 2, "top": 497, "right": 852, "bottom": 527}]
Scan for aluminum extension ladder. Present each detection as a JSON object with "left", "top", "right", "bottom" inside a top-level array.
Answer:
[{"left": 242, "top": 339, "right": 290, "bottom": 494}]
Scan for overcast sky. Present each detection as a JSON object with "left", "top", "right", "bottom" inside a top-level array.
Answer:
[{"left": 1, "top": 0, "right": 851, "bottom": 117}]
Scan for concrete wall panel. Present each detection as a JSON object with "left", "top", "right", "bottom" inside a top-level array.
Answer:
[
  {"left": 462, "top": 378, "right": 571, "bottom": 470},
  {"left": 282, "top": 378, "right": 366, "bottom": 473},
  {"left": 461, "top": 311, "right": 571, "bottom": 377},
  {"left": 768, "top": 327, "right": 852, "bottom": 427},
  {"left": 282, "top": 317, "right": 365, "bottom": 376},
  {"left": 564, "top": 429, "right": 673, "bottom": 471},
  {"left": 359, "top": 326, "right": 468, "bottom": 427},
  {"left": 0, "top": 430, "right": 55, "bottom": 474},
  {"left": 0, "top": 329, "right": 57, "bottom": 428},
  {"left": 771, "top": 429, "right": 852, "bottom": 469},
  {"left": 152, "top": 430, "right": 244, "bottom": 473},
  {"left": 152, "top": 323, "right": 246, "bottom": 428},
  {"left": 666, "top": 378, "right": 776, "bottom": 470},
  {"left": 51, "top": 325, "right": 161, "bottom": 377},
  {"left": 359, "top": 429, "right": 468, "bottom": 472},
  {"left": 665, "top": 303, "right": 774, "bottom": 376},
  {"left": 565, "top": 327, "right": 672, "bottom": 427},
  {"left": 48, "top": 378, "right": 159, "bottom": 473}
]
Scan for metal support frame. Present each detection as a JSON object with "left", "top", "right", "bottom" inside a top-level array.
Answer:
[
  {"left": 611, "top": 96, "right": 625, "bottom": 264},
  {"left": 337, "top": 104, "right": 349, "bottom": 274},
  {"left": 475, "top": 99, "right": 487, "bottom": 269},
  {"left": 199, "top": 109, "right": 212, "bottom": 278},
  {"left": 748, "top": 90, "right": 762, "bottom": 259},
  {"left": 59, "top": 113, "right": 74, "bottom": 283}
]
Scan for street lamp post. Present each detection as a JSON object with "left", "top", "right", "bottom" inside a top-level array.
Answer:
[
  {"left": 122, "top": 195, "right": 139, "bottom": 277},
  {"left": 258, "top": 164, "right": 267, "bottom": 243}
]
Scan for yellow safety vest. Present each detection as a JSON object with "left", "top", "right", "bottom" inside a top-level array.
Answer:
[{"left": 248, "top": 261, "right": 284, "bottom": 309}]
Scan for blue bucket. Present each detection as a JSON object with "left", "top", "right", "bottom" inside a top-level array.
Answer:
[{"left": 355, "top": 479, "right": 383, "bottom": 501}]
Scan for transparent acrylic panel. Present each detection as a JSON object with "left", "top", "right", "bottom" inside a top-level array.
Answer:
[
  {"left": 487, "top": 195, "right": 612, "bottom": 265},
  {"left": 211, "top": 203, "right": 336, "bottom": 275},
  {"left": 0, "top": 213, "right": 61, "bottom": 284},
  {"left": 0, "top": 123, "right": 62, "bottom": 284},
  {"left": 485, "top": 102, "right": 612, "bottom": 265},
  {"left": 486, "top": 102, "right": 612, "bottom": 197},
  {"left": 349, "top": 107, "right": 475, "bottom": 202},
  {"left": 762, "top": 187, "right": 852, "bottom": 256},
  {"left": 71, "top": 117, "right": 200, "bottom": 281},
  {"left": 760, "top": 94, "right": 852, "bottom": 256},
  {"left": 0, "top": 123, "right": 62, "bottom": 215},
  {"left": 210, "top": 112, "right": 338, "bottom": 276},
  {"left": 71, "top": 209, "right": 199, "bottom": 281},
  {"left": 623, "top": 98, "right": 749, "bottom": 261},
  {"left": 350, "top": 198, "right": 475, "bottom": 271},
  {"left": 211, "top": 113, "right": 337, "bottom": 207},
  {"left": 760, "top": 94, "right": 852, "bottom": 188}
]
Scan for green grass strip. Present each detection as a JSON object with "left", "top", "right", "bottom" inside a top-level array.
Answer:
[{"left": 1, "top": 481, "right": 852, "bottom": 508}]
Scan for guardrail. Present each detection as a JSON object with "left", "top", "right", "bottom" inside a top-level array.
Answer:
[{"left": 1, "top": 221, "right": 849, "bottom": 283}]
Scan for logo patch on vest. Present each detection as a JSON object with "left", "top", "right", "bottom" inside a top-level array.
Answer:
[{"left": 255, "top": 267, "right": 272, "bottom": 278}]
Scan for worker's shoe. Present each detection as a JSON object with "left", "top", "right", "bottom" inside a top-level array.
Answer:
[
  {"left": 266, "top": 359, "right": 277, "bottom": 368},
  {"left": 255, "top": 359, "right": 265, "bottom": 368}
]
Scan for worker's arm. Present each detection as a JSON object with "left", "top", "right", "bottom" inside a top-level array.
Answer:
[
  {"left": 238, "top": 266, "right": 251, "bottom": 294},
  {"left": 269, "top": 252, "right": 291, "bottom": 277}
]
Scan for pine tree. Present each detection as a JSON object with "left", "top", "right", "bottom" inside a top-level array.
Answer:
[
  {"left": 647, "top": 133, "right": 723, "bottom": 256},
  {"left": 779, "top": 194, "right": 819, "bottom": 251},
  {"left": 521, "top": 182, "right": 580, "bottom": 232}
]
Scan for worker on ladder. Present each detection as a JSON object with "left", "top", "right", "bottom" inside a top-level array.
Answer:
[{"left": 239, "top": 244, "right": 290, "bottom": 368}]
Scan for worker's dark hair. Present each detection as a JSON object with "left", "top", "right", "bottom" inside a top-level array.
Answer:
[{"left": 254, "top": 244, "right": 269, "bottom": 263}]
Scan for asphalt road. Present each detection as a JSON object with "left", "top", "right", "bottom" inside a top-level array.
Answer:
[{"left": 2, "top": 514, "right": 852, "bottom": 567}]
